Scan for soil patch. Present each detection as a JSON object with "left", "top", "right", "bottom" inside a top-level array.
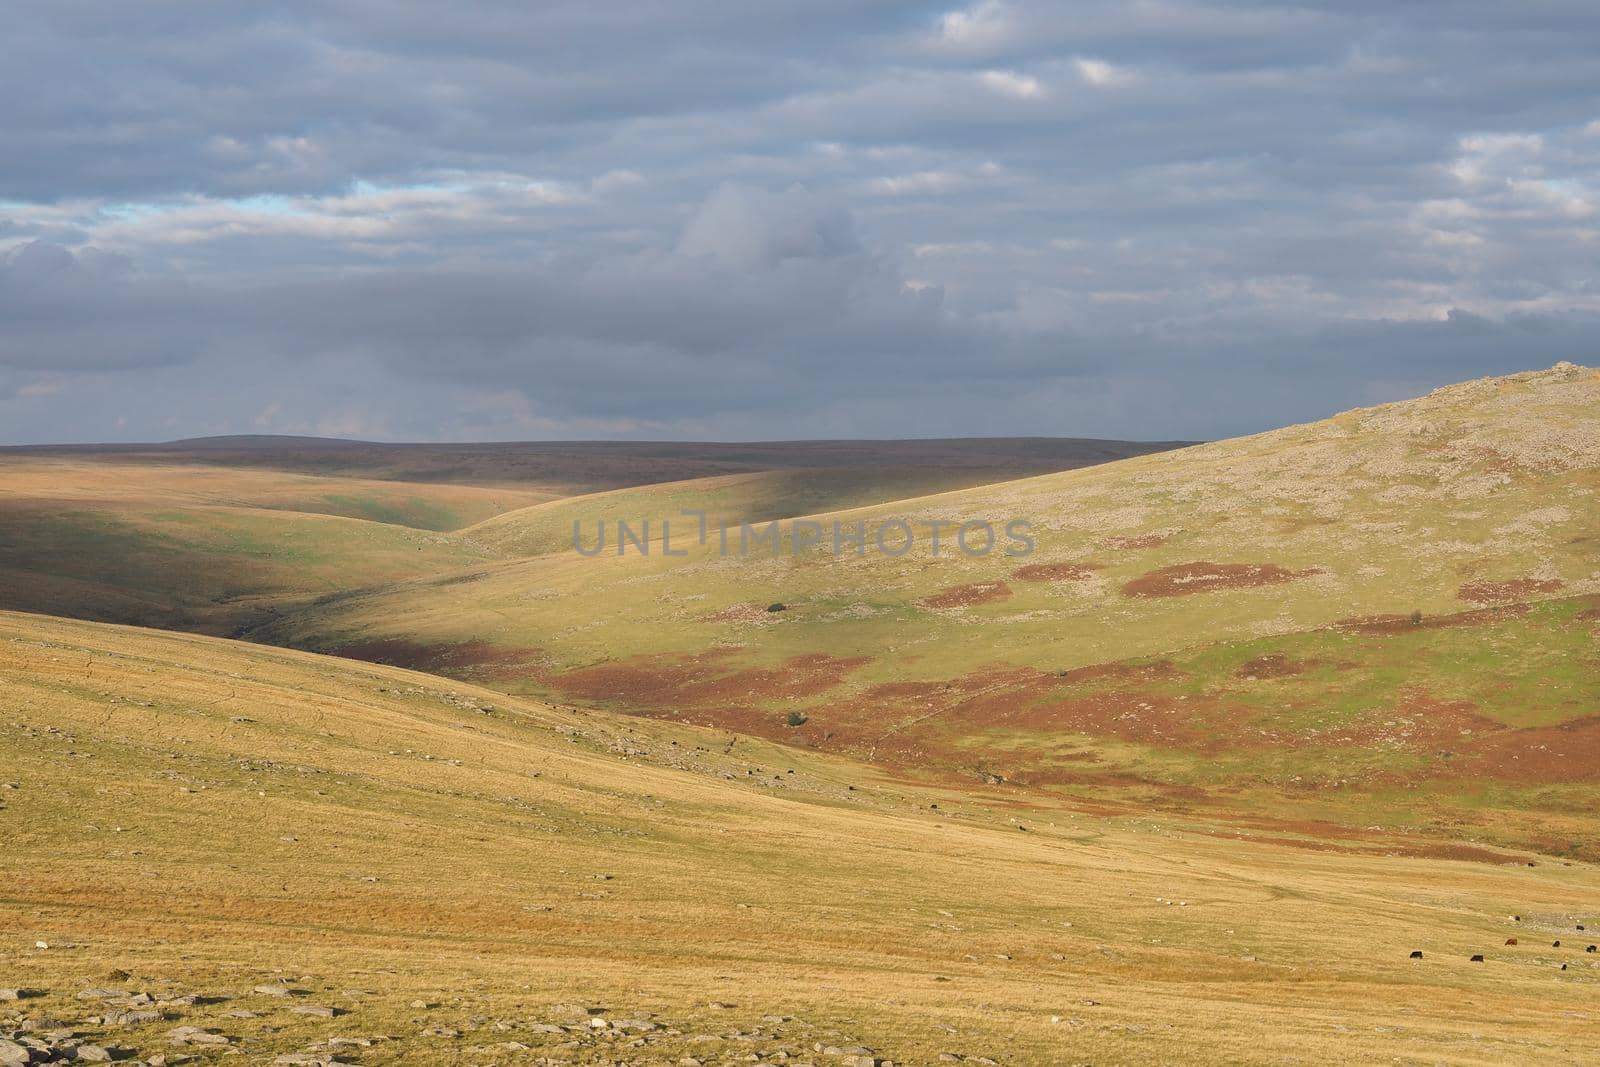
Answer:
[{"left": 1121, "top": 561, "right": 1316, "bottom": 598}]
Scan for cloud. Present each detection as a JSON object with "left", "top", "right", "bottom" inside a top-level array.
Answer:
[{"left": 3, "top": 1, "right": 1600, "bottom": 443}]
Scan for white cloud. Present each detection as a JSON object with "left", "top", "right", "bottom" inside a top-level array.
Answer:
[
  {"left": 1072, "top": 57, "right": 1137, "bottom": 89},
  {"left": 978, "top": 69, "right": 1044, "bottom": 99}
]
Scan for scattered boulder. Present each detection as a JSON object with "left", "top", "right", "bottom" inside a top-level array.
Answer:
[
  {"left": 1505, "top": 938, "right": 1518, "bottom": 946},
  {"left": 169, "top": 1025, "right": 230, "bottom": 1046},
  {"left": 291, "top": 1005, "right": 341, "bottom": 1018}
]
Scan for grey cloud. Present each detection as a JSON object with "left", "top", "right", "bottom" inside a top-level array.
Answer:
[{"left": 2, "top": 2, "right": 1599, "bottom": 444}]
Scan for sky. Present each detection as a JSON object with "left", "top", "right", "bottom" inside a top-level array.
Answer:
[{"left": 3, "top": 1, "right": 1599, "bottom": 444}]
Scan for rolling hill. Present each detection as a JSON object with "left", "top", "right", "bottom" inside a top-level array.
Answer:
[
  {"left": 0, "top": 438, "right": 1174, "bottom": 633},
  {"left": 260, "top": 363, "right": 1600, "bottom": 855},
  {"left": 3, "top": 609, "right": 1598, "bottom": 1065}
]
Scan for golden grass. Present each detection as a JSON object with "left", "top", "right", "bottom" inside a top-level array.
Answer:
[{"left": 3, "top": 611, "right": 1598, "bottom": 1065}]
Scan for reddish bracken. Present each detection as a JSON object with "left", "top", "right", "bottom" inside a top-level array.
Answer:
[{"left": 1121, "top": 561, "right": 1316, "bottom": 598}]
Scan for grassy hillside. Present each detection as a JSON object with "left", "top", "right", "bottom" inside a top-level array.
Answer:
[
  {"left": 465, "top": 466, "right": 1116, "bottom": 559},
  {"left": 0, "top": 439, "right": 1172, "bottom": 632},
  {"left": 0, "top": 458, "right": 531, "bottom": 632},
  {"left": 265, "top": 363, "right": 1600, "bottom": 850},
  {"left": 3, "top": 610, "right": 1599, "bottom": 1065}
]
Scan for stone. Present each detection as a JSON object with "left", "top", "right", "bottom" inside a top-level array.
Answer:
[
  {"left": 110, "top": 1009, "right": 162, "bottom": 1026},
  {"left": 0, "top": 1040, "right": 31, "bottom": 1067},
  {"left": 168, "top": 1026, "right": 230, "bottom": 1046},
  {"left": 75, "top": 1046, "right": 114, "bottom": 1062},
  {"left": 291, "top": 1005, "right": 340, "bottom": 1019},
  {"left": 253, "top": 984, "right": 297, "bottom": 997}
]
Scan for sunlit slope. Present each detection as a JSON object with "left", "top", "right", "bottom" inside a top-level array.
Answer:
[
  {"left": 0, "top": 458, "right": 533, "bottom": 631},
  {"left": 267, "top": 364, "right": 1600, "bottom": 840},
  {"left": 3, "top": 610, "right": 1599, "bottom": 1065},
  {"left": 466, "top": 465, "right": 1089, "bottom": 558}
]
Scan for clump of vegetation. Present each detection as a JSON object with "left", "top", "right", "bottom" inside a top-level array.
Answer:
[
  {"left": 786, "top": 710, "right": 808, "bottom": 727},
  {"left": 1410, "top": 609, "right": 1424, "bottom": 625}
]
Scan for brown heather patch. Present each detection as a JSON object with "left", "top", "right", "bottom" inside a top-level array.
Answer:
[
  {"left": 1010, "top": 561, "right": 1102, "bottom": 582},
  {"left": 1055, "top": 659, "right": 1184, "bottom": 685},
  {"left": 1457, "top": 577, "right": 1565, "bottom": 604},
  {"left": 1120, "top": 561, "right": 1316, "bottom": 598},
  {"left": 1455, "top": 714, "right": 1600, "bottom": 785},
  {"left": 1005, "top": 687, "right": 1226, "bottom": 752},
  {"left": 1333, "top": 604, "right": 1530, "bottom": 635},
  {"left": 1313, "top": 689, "right": 1504, "bottom": 752},
  {"left": 919, "top": 580, "right": 1013, "bottom": 608}
]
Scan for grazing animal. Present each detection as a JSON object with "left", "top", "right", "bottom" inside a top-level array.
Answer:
[
  {"left": 1554, "top": 940, "right": 1562, "bottom": 948},
  {"left": 1579, "top": 924, "right": 1587, "bottom": 931},
  {"left": 1588, "top": 945, "right": 1598, "bottom": 953},
  {"left": 1505, "top": 938, "right": 1518, "bottom": 946},
  {"left": 1409, "top": 950, "right": 1423, "bottom": 959},
  {"left": 1470, "top": 954, "right": 1485, "bottom": 962}
]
